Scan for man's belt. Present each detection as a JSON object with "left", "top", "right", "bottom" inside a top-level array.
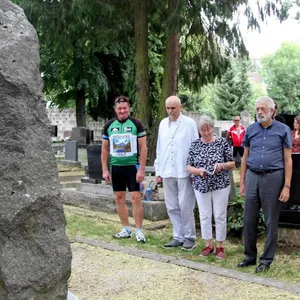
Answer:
[{"left": 248, "top": 167, "right": 283, "bottom": 175}]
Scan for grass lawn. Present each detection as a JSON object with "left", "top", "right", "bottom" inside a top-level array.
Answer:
[{"left": 65, "top": 205, "right": 300, "bottom": 285}]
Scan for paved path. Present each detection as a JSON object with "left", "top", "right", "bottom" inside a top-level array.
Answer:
[{"left": 68, "top": 238, "right": 300, "bottom": 300}]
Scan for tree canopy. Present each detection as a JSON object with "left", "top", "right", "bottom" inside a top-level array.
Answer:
[
  {"left": 261, "top": 41, "right": 300, "bottom": 113},
  {"left": 12, "top": 0, "right": 293, "bottom": 161},
  {"left": 213, "top": 59, "right": 253, "bottom": 120}
]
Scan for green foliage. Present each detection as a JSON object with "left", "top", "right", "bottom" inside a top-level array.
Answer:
[
  {"left": 178, "top": 0, "right": 291, "bottom": 93},
  {"left": 261, "top": 41, "right": 300, "bottom": 114},
  {"left": 227, "top": 195, "right": 266, "bottom": 236},
  {"left": 179, "top": 85, "right": 217, "bottom": 118},
  {"left": 233, "top": 59, "right": 253, "bottom": 111},
  {"left": 250, "top": 82, "right": 267, "bottom": 114},
  {"left": 125, "top": 32, "right": 163, "bottom": 125},
  {"left": 13, "top": 0, "right": 293, "bottom": 127},
  {"left": 214, "top": 59, "right": 253, "bottom": 120},
  {"left": 14, "top": 0, "right": 134, "bottom": 121},
  {"left": 214, "top": 68, "right": 239, "bottom": 120},
  {"left": 295, "top": 0, "right": 300, "bottom": 20}
]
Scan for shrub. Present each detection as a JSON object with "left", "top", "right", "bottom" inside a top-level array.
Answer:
[{"left": 227, "top": 195, "right": 266, "bottom": 237}]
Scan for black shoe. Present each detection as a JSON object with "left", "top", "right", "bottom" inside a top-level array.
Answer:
[
  {"left": 237, "top": 259, "right": 256, "bottom": 268},
  {"left": 255, "top": 263, "right": 270, "bottom": 273}
]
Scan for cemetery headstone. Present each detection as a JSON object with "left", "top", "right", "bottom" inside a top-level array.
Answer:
[
  {"left": 65, "top": 140, "right": 78, "bottom": 161},
  {"left": 90, "top": 129, "right": 94, "bottom": 143},
  {"left": 84, "top": 144, "right": 103, "bottom": 183},
  {"left": 213, "top": 126, "right": 221, "bottom": 137},
  {"left": 64, "top": 130, "right": 73, "bottom": 138},
  {"left": 0, "top": 1, "right": 72, "bottom": 299},
  {"left": 51, "top": 125, "right": 58, "bottom": 137},
  {"left": 61, "top": 140, "right": 81, "bottom": 167},
  {"left": 240, "top": 110, "right": 252, "bottom": 128},
  {"left": 72, "top": 127, "right": 90, "bottom": 146}
]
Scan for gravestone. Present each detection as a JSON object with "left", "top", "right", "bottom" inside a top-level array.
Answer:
[
  {"left": 51, "top": 125, "right": 58, "bottom": 137},
  {"left": 0, "top": 1, "right": 72, "bottom": 299},
  {"left": 213, "top": 126, "right": 221, "bottom": 137},
  {"left": 83, "top": 144, "right": 103, "bottom": 183},
  {"left": 65, "top": 140, "right": 79, "bottom": 161},
  {"left": 72, "top": 127, "right": 90, "bottom": 146},
  {"left": 64, "top": 130, "right": 72, "bottom": 138},
  {"left": 240, "top": 110, "right": 252, "bottom": 128},
  {"left": 61, "top": 140, "right": 81, "bottom": 167},
  {"left": 90, "top": 129, "right": 94, "bottom": 143}
]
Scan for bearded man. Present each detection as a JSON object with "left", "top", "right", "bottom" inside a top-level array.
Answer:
[{"left": 238, "top": 96, "right": 292, "bottom": 273}]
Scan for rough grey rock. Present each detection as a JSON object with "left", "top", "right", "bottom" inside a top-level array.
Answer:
[{"left": 0, "top": 1, "right": 72, "bottom": 299}]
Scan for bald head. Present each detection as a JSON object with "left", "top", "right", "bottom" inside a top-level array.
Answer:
[
  {"left": 166, "top": 95, "right": 181, "bottom": 106},
  {"left": 165, "top": 95, "right": 182, "bottom": 121}
]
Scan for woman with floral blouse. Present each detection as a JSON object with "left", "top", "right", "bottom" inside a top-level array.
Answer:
[
  {"left": 292, "top": 115, "right": 300, "bottom": 153},
  {"left": 186, "top": 115, "right": 235, "bottom": 259}
]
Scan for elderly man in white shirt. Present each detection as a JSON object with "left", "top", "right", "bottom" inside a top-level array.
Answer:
[{"left": 155, "top": 95, "right": 199, "bottom": 250}]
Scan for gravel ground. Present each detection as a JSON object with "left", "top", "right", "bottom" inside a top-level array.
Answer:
[{"left": 68, "top": 242, "right": 300, "bottom": 300}]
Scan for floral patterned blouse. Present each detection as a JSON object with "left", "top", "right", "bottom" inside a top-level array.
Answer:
[
  {"left": 292, "top": 130, "right": 300, "bottom": 153},
  {"left": 186, "top": 136, "right": 233, "bottom": 193}
]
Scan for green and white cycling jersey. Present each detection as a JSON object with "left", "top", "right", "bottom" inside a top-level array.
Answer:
[{"left": 102, "top": 117, "right": 146, "bottom": 166}]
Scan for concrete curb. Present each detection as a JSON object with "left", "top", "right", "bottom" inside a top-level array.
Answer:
[{"left": 73, "top": 237, "right": 300, "bottom": 295}]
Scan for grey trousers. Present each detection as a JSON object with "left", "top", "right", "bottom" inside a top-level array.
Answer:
[
  {"left": 163, "top": 177, "right": 196, "bottom": 242},
  {"left": 244, "top": 169, "right": 284, "bottom": 265}
]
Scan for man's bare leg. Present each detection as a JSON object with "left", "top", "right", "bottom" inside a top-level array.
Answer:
[
  {"left": 130, "top": 191, "right": 144, "bottom": 228},
  {"left": 114, "top": 191, "right": 130, "bottom": 226}
]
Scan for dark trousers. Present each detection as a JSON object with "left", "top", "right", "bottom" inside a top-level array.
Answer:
[
  {"left": 243, "top": 169, "right": 284, "bottom": 265},
  {"left": 233, "top": 146, "right": 244, "bottom": 158}
]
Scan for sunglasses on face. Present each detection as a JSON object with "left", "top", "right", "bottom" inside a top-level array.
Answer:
[
  {"left": 234, "top": 120, "right": 240, "bottom": 122},
  {"left": 114, "top": 97, "right": 130, "bottom": 104}
]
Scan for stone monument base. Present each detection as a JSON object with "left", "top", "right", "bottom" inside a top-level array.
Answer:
[
  {"left": 278, "top": 227, "right": 300, "bottom": 247},
  {"left": 61, "top": 182, "right": 168, "bottom": 221},
  {"left": 60, "top": 160, "right": 82, "bottom": 168}
]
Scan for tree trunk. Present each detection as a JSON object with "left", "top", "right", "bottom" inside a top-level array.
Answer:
[
  {"left": 147, "top": 0, "right": 181, "bottom": 165},
  {"left": 134, "top": 0, "right": 150, "bottom": 130},
  {"left": 75, "top": 88, "right": 86, "bottom": 127}
]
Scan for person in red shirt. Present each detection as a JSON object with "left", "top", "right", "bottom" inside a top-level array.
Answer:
[{"left": 226, "top": 116, "right": 245, "bottom": 158}]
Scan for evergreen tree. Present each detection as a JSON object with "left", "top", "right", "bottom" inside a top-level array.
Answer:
[
  {"left": 214, "top": 68, "right": 239, "bottom": 120},
  {"left": 234, "top": 59, "right": 253, "bottom": 112},
  {"left": 214, "top": 59, "right": 253, "bottom": 120}
]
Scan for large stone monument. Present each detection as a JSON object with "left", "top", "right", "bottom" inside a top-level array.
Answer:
[{"left": 0, "top": 1, "right": 72, "bottom": 299}]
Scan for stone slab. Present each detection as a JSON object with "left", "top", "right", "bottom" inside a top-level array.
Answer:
[
  {"left": 59, "top": 175, "right": 84, "bottom": 182},
  {"left": 60, "top": 160, "right": 82, "bottom": 168},
  {"left": 61, "top": 188, "right": 168, "bottom": 221},
  {"left": 76, "top": 182, "right": 165, "bottom": 201},
  {"left": 278, "top": 227, "right": 300, "bottom": 247}
]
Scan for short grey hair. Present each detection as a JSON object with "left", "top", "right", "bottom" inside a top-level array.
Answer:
[
  {"left": 255, "top": 96, "right": 275, "bottom": 110},
  {"left": 197, "top": 115, "right": 214, "bottom": 131}
]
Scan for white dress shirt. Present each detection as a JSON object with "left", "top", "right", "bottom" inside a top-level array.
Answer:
[{"left": 155, "top": 113, "right": 199, "bottom": 178}]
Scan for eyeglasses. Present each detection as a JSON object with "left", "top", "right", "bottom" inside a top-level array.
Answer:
[
  {"left": 114, "top": 96, "right": 130, "bottom": 104},
  {"left": 234, "top": 120, "right": 240, "bottom": 122}
]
